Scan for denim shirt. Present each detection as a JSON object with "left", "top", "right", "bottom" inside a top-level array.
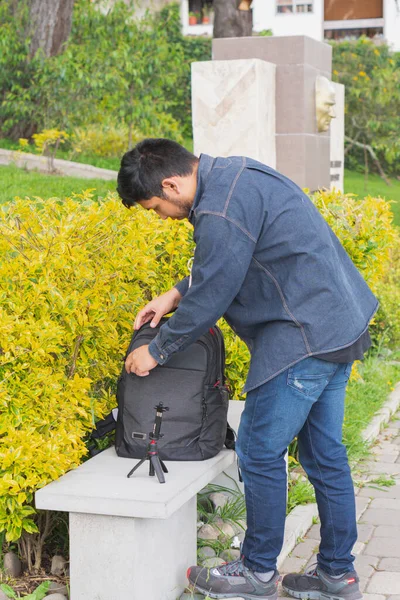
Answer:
[{"left": 148, "top": 154, "right": 378, "bottom": 393}]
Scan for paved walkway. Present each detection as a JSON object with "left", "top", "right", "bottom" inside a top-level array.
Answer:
[{"left": 280, "top": 412, "right": 400, "bottom": 599}]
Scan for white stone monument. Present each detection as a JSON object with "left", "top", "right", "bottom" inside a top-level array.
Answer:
[
  {"left": 192, "top": 59, "right": 276, "bottom": 168},
  {"left": 330, "top": 82, "right": 345, "bottom": 192}
]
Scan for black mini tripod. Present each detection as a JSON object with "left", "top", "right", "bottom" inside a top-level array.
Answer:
[{"left": 127, "top": 402, "right": 169, "bottom": 483}]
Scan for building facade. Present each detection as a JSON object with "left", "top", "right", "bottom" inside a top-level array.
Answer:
[{"left": 181, "top": 0, "right": 400, "bottom": 51}]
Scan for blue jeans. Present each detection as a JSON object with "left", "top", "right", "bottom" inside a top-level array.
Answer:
[{"left": 236, "top": 356, "right": 356, "bottom": 576}]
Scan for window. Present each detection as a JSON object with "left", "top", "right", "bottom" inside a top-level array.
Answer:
[
  {"left": 324, "top": 27, "right": 384, "bottom": 41},
  {"left": 188, "top": 0, "right": 213, "bottom": 24},
  {"left": 277, "top": 0, "right": 313, "bottom": 14}
]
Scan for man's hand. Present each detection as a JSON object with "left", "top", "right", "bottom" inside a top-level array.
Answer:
[
  {"left": 134, "top": 287, "right": 182, "bottom": 330},
  {"left": 125, "top": 345, "right": 158, "bottom": 377}
]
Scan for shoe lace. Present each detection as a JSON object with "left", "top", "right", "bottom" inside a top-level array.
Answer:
[{"left": 217, "top": 558, "right": 246, "bottom": 577}]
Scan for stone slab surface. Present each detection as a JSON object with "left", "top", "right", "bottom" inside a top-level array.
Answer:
[
  {"left": 192, "top": 59, "right": 276, "bottom": 167},
  {"left": 35, "top": 447, "right": 235, "bottom": 518},
  {"left": 213, "top": 35, "right": 332, "bottom": 73},
  {"left": 374, "top": 526, "right": 400, "bottom": 538},
  {"left": 364, "top": 538, "right": 400, "bottom": 558},
  {"left": 379, "top": 558, "right": 400, "bottom": 571},
  {"left": 367, "top": 571, "right": 400, "bottom": 594},
  {"left": 362, "top": 509, "right": 400, "bottom": 526},
  {"left": 358, "top": 484, "right": 400, "bottom": 499},
  {"left": 330, "top": 81, "right": 345, "bottom": 192},
  {"left": 370, "top": 498, "right": 400, "bottom": 510},
  {"left": 356, "top": 523, "right": 375, "bottom": 543}
]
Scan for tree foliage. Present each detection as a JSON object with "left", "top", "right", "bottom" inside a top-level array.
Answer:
[
  {"left": 0, "top": 1, "right": 201, "bottom": 142},
  {"left": 332, "top": 38, "right": 400, "bottom": 177}
]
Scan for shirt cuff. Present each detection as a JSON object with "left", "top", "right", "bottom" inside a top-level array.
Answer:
[{"left": 148, "top": 337, "right": 168, "bottom": 365}]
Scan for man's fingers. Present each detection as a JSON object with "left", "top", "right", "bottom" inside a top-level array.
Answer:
[
  {"left": 136, "top": 371, "right": 150, "bottom": 377},
  {"left": 150, "top": 311, "right": 163, "bottom": 328},
  {"left": 134, "top": 309, "right": 155, "bottom": 330}
]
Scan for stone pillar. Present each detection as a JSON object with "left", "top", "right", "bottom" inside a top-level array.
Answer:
[
  {"left": 192, "top": 58, "right": 276, "bottom": 168},
  {"left": 213, "top": 36, "right": 332, "bottom": 191},
  {"left": 330, "top": 82, "right": 345, "bottom": 192}
]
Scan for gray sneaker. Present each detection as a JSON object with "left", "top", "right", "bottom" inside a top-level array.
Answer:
[
  {"left": 187, "top": 558, "right": 279, "bottom": 599},
  {"left": 281, "top": 564, "right": 363, "bottom": 600}
]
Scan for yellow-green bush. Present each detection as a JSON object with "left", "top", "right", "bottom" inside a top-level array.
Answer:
[
  {"left": 0, "top": 188, "right": 398, "bottom": 544},
  {"left": 312, "top": 189, "right": 400, "bottom": 350},
  {"left": 0, "top": 191, "right": 193, "bottom": 542},
  {"left": 71, "top": 125, "right": 133, "bottom": 158},
  {"left": 311, "top": 190, "right": 397, "bottom": 293}
]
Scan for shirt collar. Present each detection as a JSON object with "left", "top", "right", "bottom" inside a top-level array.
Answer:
[{"left": 189, "top": 154, "right": 215, "bottom": 224}]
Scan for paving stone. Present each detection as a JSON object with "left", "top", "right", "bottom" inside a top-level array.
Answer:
[
  {"left": 374, "top": 525, "right": 400, "bottom": 538},
  {"left": 370, "top": 498, "right": 400, "bottom": 510},
  {"left": 303, "top": 554, "right": 318, "bottom": 572},
  {"left": 367, "top": 571, "right": 400, "bottom": 594},
  {"left": 290, "top": 538, "right": 319, "bottom": 559},
  {"left": 362, "top": 508, "right": 400, "bottom": 526},
  {"left": 382, "top": 428, "right": 399, "bottom": 436},
  {"left": 280, "top": 556, "right": 308, "bottom": 574},
  {"left": 305, "top": 524, "right": 320, "bottom": 541},
  {"left": 364, "top": 462, "right": 400, "bottom": 475},
  {"left": 358, "top": 484, "right": 400, "bottom": 499},
  {"left": 352, "top": 541, "right": 365, "bottom": 555},
  {"left": 387, "top": 596, "right": 400, "bottom": 599},
  {"left": 372, "top": 441, "right": 400, "bottom": 454},
  {"left": 364, "top": 537, "right": 400, "bottom": 558},
  {"left": 375, "top": 453, "right": 399, "bottom": 463},
  {"left": 362, "top": 594, "right": 386, "bottom": 600},
  {"left": 356, "top": 523, "right": 375, "bottom": 543},
  {"left": 353, "top": 554, "right": 379, "bottom": 578},
  {"left": 379, "top": 557, "right": 400, "bottom": 571},
  {"left": 356, "top": 496, "right": 371, "bottom": 519}
]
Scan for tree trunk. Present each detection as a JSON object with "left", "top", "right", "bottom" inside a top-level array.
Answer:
[
  {"left": 29, "top": 0, "right": 75, "bottom": 58},
  {"left": 213, "top": 0, "right": 253, "bottom": 38}
]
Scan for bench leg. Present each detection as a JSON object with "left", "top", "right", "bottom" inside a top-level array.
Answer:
[{"left": 69, "top": 497, "right": 197, "bottom": 600}]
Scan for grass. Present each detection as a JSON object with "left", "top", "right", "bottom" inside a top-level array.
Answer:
[
  {"left": 0, "top": 136, "right": 194, "bottom": 171},
  {"left": 344, "top": 168, "right": 400, "bottom": 226},
  {"left": 343, "top": 351, "right": 400, "bottom": 463},
  {"left": 0, "top": 164, "right": 116, "bottom": 204}
]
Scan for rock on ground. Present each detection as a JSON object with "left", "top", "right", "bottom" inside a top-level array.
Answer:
[
  {"left": 220, "top": 548, "right": 241, "bottom": 562},
  {"left": 47, "top": 582, "right": 69, "bottom": 596},
  {"left": 3, "top": 551, "right": 22, "bottom": 577},
  {"left": 51, "top": 555, "right": 67, "bottom": 575},
  {"left": 197, "top": 523, "right": 220, "bottom": 540},
  {"left": 198, "top": 546, "right": 216, "bottom": 560},
  {"left": 202, "top": 557, "right": 226, "bottom": 568},
  {"left": 209, "top": 492, "right": 230, "bottom": 510}
]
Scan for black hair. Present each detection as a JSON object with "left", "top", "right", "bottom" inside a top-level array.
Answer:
[{"left": 117, "top": 138, "right": 198, "bottom": 208}]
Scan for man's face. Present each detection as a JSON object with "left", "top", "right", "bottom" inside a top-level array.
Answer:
[
  {"left": 138, "top": 195, "right": 192, "bottom": 220},
  {"left": 137, "top": 167, "right": 198, "bottom": 220}
]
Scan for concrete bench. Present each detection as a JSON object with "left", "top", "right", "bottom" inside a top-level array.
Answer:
[{"left": 35, "top": 401, "right": 244, "bottom": 600}]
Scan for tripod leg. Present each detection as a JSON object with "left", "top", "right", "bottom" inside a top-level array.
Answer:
[
  {"left": 160, "top": 459, "right": 168, "bottom": 473},
  {"left": 150, "top": 455, "right": 166, "bottom": 484},
  {"left": 149, "top": 460, "right": 155, "bottom": 477},
  {"left": 127, "top": 456, "right": 147, "bottom": 478}
]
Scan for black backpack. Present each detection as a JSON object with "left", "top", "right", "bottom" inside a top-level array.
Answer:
[{"left": 91, "top": 319, "right": 235, "bottom": 461}]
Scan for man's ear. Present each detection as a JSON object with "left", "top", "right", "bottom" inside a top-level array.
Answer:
[{"left": 161, "top": 177, "right": 179, "bottom": 194}]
